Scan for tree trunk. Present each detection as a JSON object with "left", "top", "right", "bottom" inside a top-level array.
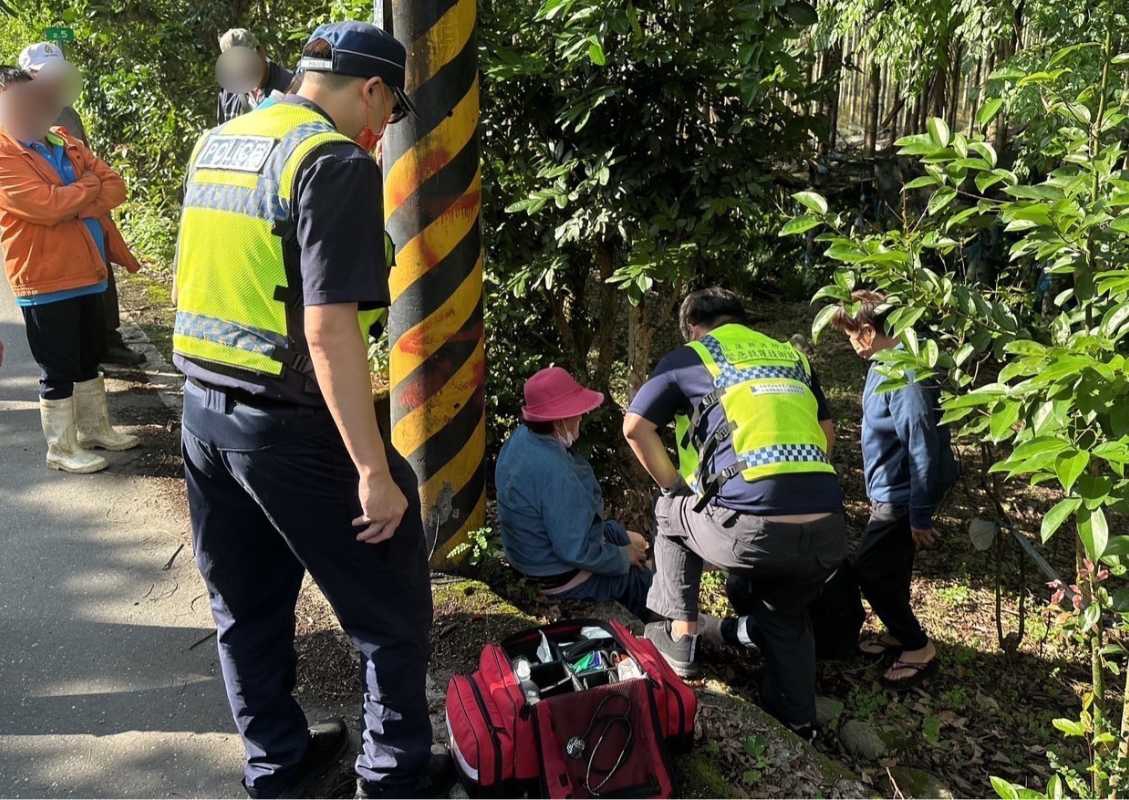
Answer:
[
  {"left": 968, "top": 56, "right": 983, "bottom": 134},
  {"left": 947, "top": 43, "right": 962, "bottom": 132},
  {"left": 589, "top": 244, "right": 622, "bottom": 387},
  {"left": 865, "top": 62, "right": 881, "bottom": 156}
]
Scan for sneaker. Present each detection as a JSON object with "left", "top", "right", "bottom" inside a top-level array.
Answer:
[
  {"left": 244, "top": 719, "right": 350, "bottom": 799},
  {"left": 644, "top": 621, "right": 700, "bottom": 679},
  {"left": 355, "top": 748, "right": 455, "bottom": 799},
  {"left": 102, "top": 343, "right": 146, "bottom": 367}
]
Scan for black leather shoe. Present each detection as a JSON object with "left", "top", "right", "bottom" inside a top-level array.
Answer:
[
  {"left": 354, "top": 749, "right": 455, "bottom": 799},
  {"left": 244, "top": 719, "right": 351, "bottom": 799},
  {"left": 102, "top": 343, "right": 146, "bottom": 367}
]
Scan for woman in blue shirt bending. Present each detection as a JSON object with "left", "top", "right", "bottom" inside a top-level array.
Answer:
[
  {"left": 494, "top": 367, "right": 654, "bottom": 617},
  {"left": 832, "top": 291, "right": 959, "bottom": 689}
]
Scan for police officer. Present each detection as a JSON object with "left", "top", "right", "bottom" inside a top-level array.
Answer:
[
  {"left": 622, "top": 287, "right": 848, "bottom": 737},
  {"left": 173, "top": 22, "right": 432, "bottom": 798}
]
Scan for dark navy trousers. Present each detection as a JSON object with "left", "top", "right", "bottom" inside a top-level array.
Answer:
[{"left": 181, "top": 380, "right": 433, "bottom": 796}]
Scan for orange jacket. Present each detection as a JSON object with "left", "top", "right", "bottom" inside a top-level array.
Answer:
[{"left": 0, "top": 127, "right": 141, "bottom": 298}]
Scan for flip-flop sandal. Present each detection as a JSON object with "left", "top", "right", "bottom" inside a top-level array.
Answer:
[
  {"left": 857, "top": 634, "right": 901, "bottom": 658},
  {"left": 881, "top": 658, "right": 939, "bottom": 690}
]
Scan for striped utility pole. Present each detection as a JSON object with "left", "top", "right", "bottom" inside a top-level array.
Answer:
[{"left": 378, "top": 0, "right": 485, "bottom": 568}]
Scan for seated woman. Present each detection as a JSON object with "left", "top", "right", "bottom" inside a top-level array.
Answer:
[
  {"left": 495, "top": 367, "right": 653, "bottom": 617},
  {"left": 831, "top": 290, "right": 960, "bottom": 689}
]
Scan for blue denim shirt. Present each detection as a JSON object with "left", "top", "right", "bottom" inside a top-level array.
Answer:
[
  {"left": 495, "top": 425, "right": 631, "bottom": 577},
  {"left": 862, "top": 363, "right": 958, "bottom": 529}
]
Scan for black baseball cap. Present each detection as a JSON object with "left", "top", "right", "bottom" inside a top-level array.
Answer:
[{"left": 298, "top": 21, "right": 416, "bottom": 118}]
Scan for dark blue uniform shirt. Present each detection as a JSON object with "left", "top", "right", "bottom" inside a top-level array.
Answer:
[
  {"left": 175, "top": 96, "right": 387, "bottom": 407},
  {"left": 628, "top": 336, "right": 845, "bottom": 516}
]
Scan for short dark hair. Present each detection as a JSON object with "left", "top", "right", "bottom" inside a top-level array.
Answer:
[
  {"left": 679, "top": 287, "right": 748, "bottom": 340},
  {"left": 0, "top": 66, "right": 32, "bottom": 93},
  {"left": 298, "top": 39, "right": 359, "bottom": 92},
  {"left": 831, "top": 290, "right": 891, "bottom": 335}
]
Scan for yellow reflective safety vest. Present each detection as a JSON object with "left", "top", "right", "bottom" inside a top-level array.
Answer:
[
  {"left": 674, "top": 324, "right": 835, "bottom": 503},
  {"left": 173, "top": 101, "right": 390, "bottom": 388}
]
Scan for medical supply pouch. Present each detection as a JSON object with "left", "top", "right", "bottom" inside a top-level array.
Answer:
[{"left": 444, "top": 619, "right": 697, "bottom": 797}]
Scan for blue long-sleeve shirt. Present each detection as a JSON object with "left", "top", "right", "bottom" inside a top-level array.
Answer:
[
  {"left": 495, "top": 425, "right": 631, "bottom": 578},
  {"left": 862, "top": 363, "right": 957, "bottom": 529}
]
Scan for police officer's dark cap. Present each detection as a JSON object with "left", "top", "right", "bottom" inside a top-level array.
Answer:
[{"left": 298, "top": 21, "right": 417, "bottom": 118}]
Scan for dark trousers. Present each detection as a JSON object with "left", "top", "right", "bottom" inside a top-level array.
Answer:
[
  {"left": 852, "top": 503, "right": 928, "bottom": 650},
  {"left": 181, "top": 380, "right": 434, "bottom": 796},
  {"left": 20, "top": 292, "right": 106, "bottom": 399},
  {"left": 647, "top": 494, "right": 846, "bottom": 727},
  {"left": 103, "top": 266, "right": 125, "bottom": 347}
]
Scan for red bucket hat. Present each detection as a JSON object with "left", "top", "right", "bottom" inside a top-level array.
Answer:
[{"left": 522, "top": 367, "right": 605, "bottom": 423}]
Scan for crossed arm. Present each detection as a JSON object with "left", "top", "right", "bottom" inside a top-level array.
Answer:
[{"left": 0, "top": 142, "right": 126, "bottom": 226}]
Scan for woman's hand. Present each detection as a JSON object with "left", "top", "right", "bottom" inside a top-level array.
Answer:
[{"left": 911, "top": 527, "right": 937, "bottom": 548}]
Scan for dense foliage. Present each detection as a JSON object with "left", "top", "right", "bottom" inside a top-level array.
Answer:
[{"left": 791, "top": 11, "right": 1129, "bottom": 793}]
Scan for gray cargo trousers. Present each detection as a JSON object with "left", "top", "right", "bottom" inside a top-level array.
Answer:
[{"left": 646, "top": 492, "right": 847, "bottom": 728}]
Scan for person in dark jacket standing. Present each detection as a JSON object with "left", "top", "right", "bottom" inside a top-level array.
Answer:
[
  {"left": 215, "top": 29, "right": 294, "bottom": 124},
  {"left": 831, "top": 290, "right": 959, "bottom": 689},
  {"left": 18, "top": 41, "right": 145, "bottom": 366}
]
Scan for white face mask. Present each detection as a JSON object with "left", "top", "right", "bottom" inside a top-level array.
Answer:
[{"left": 554, "top": 418, "right": 581, "bottom": 449}]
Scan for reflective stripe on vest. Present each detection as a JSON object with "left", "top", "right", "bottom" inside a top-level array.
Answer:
[
  {"left": 675, "top": 324, "right": 834, "bottom": 495},
  {"left": 173, "top": 104, "right": 389, "bottom": 381}
]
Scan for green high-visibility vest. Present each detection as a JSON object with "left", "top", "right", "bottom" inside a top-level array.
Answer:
[
  {"left": 173, "top": 102, "right": 389, "bottom": 386},
  {"left": 674, "top": 323, "right": 835, "bottom": 498}
]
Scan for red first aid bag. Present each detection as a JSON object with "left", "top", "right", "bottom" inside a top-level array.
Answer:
[{"left": 445, "top": 619, "right": 697, "bottom": 798}]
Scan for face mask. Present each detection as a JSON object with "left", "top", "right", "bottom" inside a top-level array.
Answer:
[
  {"left": 355, "top": 126, "right": 380, "bottom": 153},
  {"left": 554, "top": 419, "right": 580, "bottom": 449}
]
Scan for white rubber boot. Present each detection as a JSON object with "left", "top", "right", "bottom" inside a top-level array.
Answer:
[
  {"left": 40, "top": 397, "right": 108, "bottom": 474},
  {"left": 74, "top": 376, "right": 141, "bottom": 451}
]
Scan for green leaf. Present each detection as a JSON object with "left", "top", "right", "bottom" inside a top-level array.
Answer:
[
  {"left": 904, "top": 175, "right": 938, "bottom": 190},
  {"left": 779, "top": 216, "right": 822, "bottom": 236},
  {"left": 810, "top": 304, "right": 839, "bottom": 344},
  {"left": 1052, "top": 718, "right": 1086, "bottom": 737},
  {"left": 1041, "top": 498, "right": 1081, "bottom": 542},
  {"left": 1048, "top": 42, "right": 1099, "bottom": 68},
  {"left": 1113, "top": 53, "right": 1129, "bottom": 66},
  {"left": 990, "top": 776, "right": 1021, "bottom": 800},
  {"left": 946, "top": 207, "right": 979, "bottom": 230},
  {"left": 793, "top": 191, "right": 828, "bottom": 215},
  {"left": 1081, "top": 601, "right": 1101, "bottom": 632},
  {"left": 923, "top": 339, "right": 939, "bottom": 368},
  {"left": 1078, "top": 506, "right": 1109, "bottom": 561},
  {"left": 587, "top": 39, "right": 606, "bottom": 66},
  {"left": 928, "top": 188, "right": 958, "bottom": 216},
  {"left": 954, "top": 343, "right": 975, "bottom": 366},
  {"left": 901, "top": 327, "right": 919, "bottom": 356},
  {"left": 1111, "top": 217, "right": 1129, "bottom": 234},
  {"left": 969, "top": 141, "right": 998, "bottom": 167},
  {"left": 977, "top": 99, "right": 1004, "bottom": 129},
  {"left": 990, "top": 402, "right": 1020, "bottom": 442},
  {"left": 1055, "top": 450, "right": 1090, "bottom": 493},
  {"left": 1003, "top": 340, "right": 1046, "bottom": 357},
  {"left": 927, "top": 117, "right": 951, "bottom": 148}
]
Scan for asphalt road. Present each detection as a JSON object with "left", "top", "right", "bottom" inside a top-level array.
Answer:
[{"left": 0, "top": 279, "right": 244, "bottom": 797}]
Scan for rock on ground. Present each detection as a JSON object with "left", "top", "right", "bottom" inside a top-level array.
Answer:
[{"left": 839, "top": 719, "right": 889, "bottom": 761}]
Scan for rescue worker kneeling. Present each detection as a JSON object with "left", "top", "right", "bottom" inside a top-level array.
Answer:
[{"left": 623, "top": 287, "right": 847, "bottom": 737}]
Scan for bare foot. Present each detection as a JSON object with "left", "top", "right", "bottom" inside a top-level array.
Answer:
[{"left": 884, "top": 640, "right": 936, "bottom": 682}]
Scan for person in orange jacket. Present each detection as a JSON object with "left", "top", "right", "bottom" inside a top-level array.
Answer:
[{"left": 0, "top": 65, "right": 141, "bottom": 473}]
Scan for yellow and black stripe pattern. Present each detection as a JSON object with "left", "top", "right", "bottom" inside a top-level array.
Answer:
[{"left": 382, "top": 0, "right": 484, "bottom": 568}]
